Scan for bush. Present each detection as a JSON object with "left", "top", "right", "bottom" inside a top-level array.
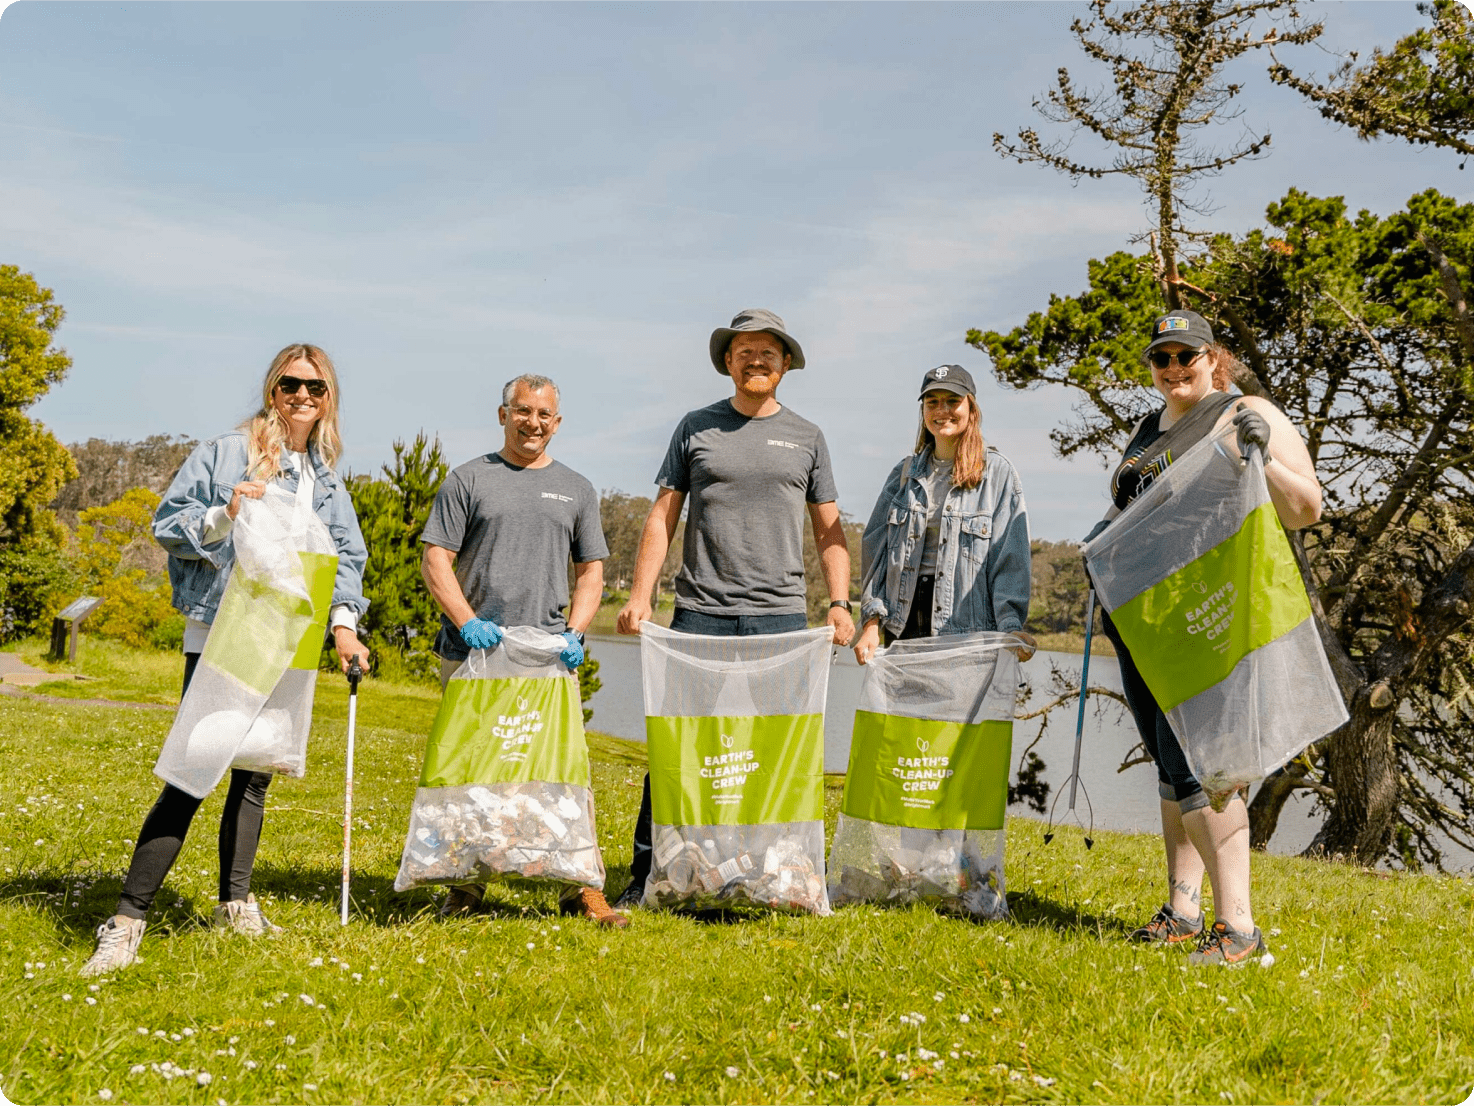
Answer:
[
  {"left": 0, "top": 546, "right": 78, "bottom": 641},
  {"left": 73, "top": 486, "right": 176, "bottom": 649}
]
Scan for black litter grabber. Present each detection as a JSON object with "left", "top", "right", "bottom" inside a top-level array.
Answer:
[{"left": 1045, "top": 588, "right": 1096, "bottom": 849}]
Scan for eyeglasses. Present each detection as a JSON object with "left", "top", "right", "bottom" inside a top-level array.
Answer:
[
  {"left": 1148, "top": 348, "right": 1207, "bottom": 370},
  {"left": 277, "top": 375, "right": 329, "bottom": 398},
  {"left": 508, "top": 403, "right": 558, "bottom": 422}
]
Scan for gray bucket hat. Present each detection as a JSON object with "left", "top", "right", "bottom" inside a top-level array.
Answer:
[{"left": 709, "top": 308, "right": 806, "bottom": 374}]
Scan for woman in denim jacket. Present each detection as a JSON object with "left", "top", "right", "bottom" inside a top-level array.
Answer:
[
  {"left": 82, "top": 343, "right": 370, "bottom": 977},
  {"left": 853, "top": 365, "right": 1034, "bottom": 664}
]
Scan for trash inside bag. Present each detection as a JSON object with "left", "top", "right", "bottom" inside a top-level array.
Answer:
[
  {"left": 828, "top": 632, "right": 1019, "bottom": 918},
  {"left": 1085, "top": 428, "right": 1348, "bottom": 803},
  {"left": 153, "top": 485, "right": 337, "bottom": 798},
  {"left": 393, "top": 626, "right": 605, "bottom": 892},
  {"left": 639, "top": 623, "right": 833, "bottom": 915}
]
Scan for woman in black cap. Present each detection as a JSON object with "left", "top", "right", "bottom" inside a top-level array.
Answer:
[
  {"left": 854, "top": 364, "right": 1034, "bottom": 659},
  {"left": 1084, "top": 310, "right": 1323, "bottom": 965}
]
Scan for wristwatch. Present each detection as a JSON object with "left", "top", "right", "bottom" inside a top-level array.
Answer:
[
  {"left": 569, "top": 629, "right": 586, "bottom": 644},
  {"left": 829, "top": 600, "right": 852, "bottom": 612}
]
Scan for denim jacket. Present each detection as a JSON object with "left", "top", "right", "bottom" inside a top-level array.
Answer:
[
  {"left": 859, "top": 445, "right": 1031, "bottom": 637},
  {"left": 152, "top": 432, "right": 369, "bottom": 624}
]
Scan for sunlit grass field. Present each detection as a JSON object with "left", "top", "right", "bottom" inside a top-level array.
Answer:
[{"left": 1, "top": 644, "right": 1471, "bottom": 1105}]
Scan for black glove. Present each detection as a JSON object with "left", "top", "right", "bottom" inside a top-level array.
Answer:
[
  {"left": 1083, "top": 518, "right": 1111, "bottom": 544},
  {"left": 1233, "top": 404, "right": 1271, "bottom": 462}
]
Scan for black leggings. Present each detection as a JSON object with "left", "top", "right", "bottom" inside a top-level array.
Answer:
[{"left": 116, "top": 653, "right": 274, "bottom": 920}]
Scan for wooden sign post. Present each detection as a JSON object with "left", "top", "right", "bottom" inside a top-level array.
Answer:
[{"left": 49, "top": 596, "right": 105, "bottom": 662}]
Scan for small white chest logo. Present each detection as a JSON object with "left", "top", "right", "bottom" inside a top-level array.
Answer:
[{"left": 540, "top": 492, "right": 574, "bottom": 503}]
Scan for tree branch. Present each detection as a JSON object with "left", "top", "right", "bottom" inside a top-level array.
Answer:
[{"left": 1417, "top": 231, "right": 1474, "bottom": 365}]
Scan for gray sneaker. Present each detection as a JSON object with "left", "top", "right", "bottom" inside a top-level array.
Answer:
[
  {"left": 80, "top": 915, "right": 146, "bottom": 977},
  {"left": 1129, "top": 903, "right": 1205, "bottom": 945},
  {"left": 1188, "top": 919, "right": 1269, "bottom": 966},
  {"left": 213, "top": 893, "right": 282, "bottom": 936}
]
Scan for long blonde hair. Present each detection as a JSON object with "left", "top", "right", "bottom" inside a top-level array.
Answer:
[
  {"left": 242, "top": 343, "right": 342, "bottom": 481},
  {"left": 914, "top": 392, "right": 986, "bottom": 489}
]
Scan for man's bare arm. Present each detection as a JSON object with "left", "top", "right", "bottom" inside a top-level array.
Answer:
[
  {"left": 421, "top": 544, "right": 476, "bottom": 627},
  {"left": 809, "top": 500, "right": 855, "bottom": 647},
  {"left": 615, "top": 488, "right": 685, "bottom": 635},
  {"left": 568, "top": 559, "right": 604, "bottom": 635}
]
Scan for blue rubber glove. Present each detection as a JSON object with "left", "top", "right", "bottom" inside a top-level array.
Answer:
[
  {"left": 459, "top": 617, "right": 503, "bottom": 651},
  {"left": 560, "top": 631, "right": 585, "bottom": 670}
]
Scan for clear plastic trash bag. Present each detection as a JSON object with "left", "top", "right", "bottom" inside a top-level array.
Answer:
[
  {"left": 828, "top": 632, "right": 1020, "bottom": 919},
  {"left": 153, "top": 485, "right": 337, "bottom": 798},
  {"left": 393, "top": 626, "right": 605, "bottom": 892},
  {"left": 638, "top": 622, "right": 834, "bottom": 915},
  {"left": 1085, "top": 427, "right": 1348, "bottom": 807}
]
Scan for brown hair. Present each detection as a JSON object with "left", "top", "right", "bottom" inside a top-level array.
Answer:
[
  {"left": 242, "top": 343, "right": 342, "bottom": 481},
  {"left": 1208, "top": 344, "right": 1239, "bottom": 393},
  {"left": 914, "top": 393, "right": 986, "bottom": 489}
]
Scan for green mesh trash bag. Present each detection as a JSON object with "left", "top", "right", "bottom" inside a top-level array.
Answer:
[
  {"left": 639, "top": 622, "right": 834, "bottom": 915},
  {"left": 393, "top": 626, "right": 605, "bottom": 891},
  {"left": 1085, "top": 426, "right": 1348, "bottom": 807},
  {"left": 153, "top": 485, "right": 337, "bottom": 799},
  {"left": 829, "top": 632, "right": 1020, "bottom": 919}
]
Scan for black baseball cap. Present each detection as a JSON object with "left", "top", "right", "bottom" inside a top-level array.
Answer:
[
  {"left": 1146, "top": 310, "right": 1215, "bottom": 353},
  {"left": 918, "top": 364, "right": 975, "bottom": 399}
]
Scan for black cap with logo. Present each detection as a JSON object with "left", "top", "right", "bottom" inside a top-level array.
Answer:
[
  {"left": 918, "top": 364, "right": 975, "bottom": 399},
  {"left": 1145, "top": 310, "right": 1215, "bottom": 353}
]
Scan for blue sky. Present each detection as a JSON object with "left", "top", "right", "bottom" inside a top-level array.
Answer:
[{"left": 1, "top": 1, "right": 1468, "bottom": 539}]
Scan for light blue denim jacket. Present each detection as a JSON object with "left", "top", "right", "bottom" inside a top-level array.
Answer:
[
  {"left": 152, "top": 431, "right": 369, "bottom": 624},
  {"left": 859, "top": 445, "right": 1031, "bottom": 637}
]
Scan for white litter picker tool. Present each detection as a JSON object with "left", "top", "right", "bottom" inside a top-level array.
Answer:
[{"left": 340, "top": 656, "right": 363, "bottom": 926}]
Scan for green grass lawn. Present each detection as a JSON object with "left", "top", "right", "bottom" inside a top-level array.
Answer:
[{"left": 1, "top": 648, "right": 1470, "bottom": 1105}]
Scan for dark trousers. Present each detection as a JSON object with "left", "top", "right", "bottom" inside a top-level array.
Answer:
[
  {"left": 1098, "top": 609, "right": 1203, "bottom": 805},
  {"left": 625, "top": 608, "right": 809, "bottom": 893},
  {"left": 883, "top": 574, "right": 935, "bottom": 645},
  {"left": 117, "top": 652, "right": 274, "bottom": 920}
]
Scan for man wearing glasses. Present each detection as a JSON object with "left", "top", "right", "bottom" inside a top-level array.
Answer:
[
  {"left": 612, "top": 308, "right": 856, "bottom": 910},
  {"left": 419, "top": 373, "right": 626, "bottom": 926}
]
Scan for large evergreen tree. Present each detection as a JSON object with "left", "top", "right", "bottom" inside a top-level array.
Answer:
[
  {"left": 971, "top": 189, "right": 1474, "bottom": 868},
  {"left": 0, "top": 265, "right": 77, "bottom": 548}
]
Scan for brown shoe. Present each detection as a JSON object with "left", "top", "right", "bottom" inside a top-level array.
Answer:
[
  {"left": 438, "top": 884, "right": 486, "bottom": 918},
  {"left": 559, "top": 887, "right": 629, "bottom": 928}
]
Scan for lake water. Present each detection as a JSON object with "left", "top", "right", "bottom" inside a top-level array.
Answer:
[{"left": 585, "top": 635, "right": 1471, "bottom": 870}]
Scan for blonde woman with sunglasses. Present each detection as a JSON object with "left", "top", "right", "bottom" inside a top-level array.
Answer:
[{"left": 82, "top": 343, "right": 370, "bottom": 977}]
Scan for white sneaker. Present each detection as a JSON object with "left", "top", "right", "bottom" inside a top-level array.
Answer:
[
  {"left": 80, "top": 915, "right": 146, "bottom": 977},
  {"left": 212, "top": 893, "right": 282, "bottom": 936}
]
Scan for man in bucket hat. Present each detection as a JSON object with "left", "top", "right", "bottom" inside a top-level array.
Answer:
[{"left": 611, "top": 308, "right": 855, "bottom": 909}]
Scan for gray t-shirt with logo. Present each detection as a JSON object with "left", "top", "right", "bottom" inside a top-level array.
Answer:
[
  {"left": 656, "top": 399, "right": 838, "bottom": 616},
  {"left": 422, "top": 453, "right": 609, "bottom": 659}
]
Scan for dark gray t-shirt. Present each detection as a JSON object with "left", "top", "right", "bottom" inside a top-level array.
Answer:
[
  {"left": 422, "top": 454, "right": 609, "bottom": 659},
  {"left": 656, "top": 399, "right": 838, "bottom": 615}
]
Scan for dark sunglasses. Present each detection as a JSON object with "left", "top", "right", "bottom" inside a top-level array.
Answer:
[
  {"left": 276, "top": 375, "right": 329, "bottom": 398},
  {"left": 1148, "top": 347, "right": 1207, "bottom": 370}
]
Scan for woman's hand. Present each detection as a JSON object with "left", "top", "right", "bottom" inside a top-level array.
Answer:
[
  {"left": 333, "top": 626, "right": 370, "bottom": 674},
  {"left": 1009, "top": 630, "right": 1037, "bottom": 663},
  {"left": 227, "top": 480, "right": 269, "bottom": 520},
  {"left": 853, "top": 620, "right": 882, "bottom": 666}
]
